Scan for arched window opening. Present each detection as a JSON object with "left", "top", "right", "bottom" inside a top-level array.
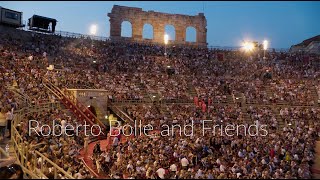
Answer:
[
  {"left": 143, "top": 24, "right": 154, "bottom": 39},
  {"left": 186, "top": 26, "right": 197, "bottom": 42},
  {"left": 121, "top": 21, "right": 132, "bottom": 37},
  {"left": 164, "top": 24, "right": 176, "bottom": 41}
]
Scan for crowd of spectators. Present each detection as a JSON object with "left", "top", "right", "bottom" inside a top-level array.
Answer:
[
  {"left": 96, "top": 104, "right": 319, "bottom": 179},
  {"left": 17, "top": 109, "right": 94, "bottom": 179},
  {"left": 0, "top": 25, "right": 319, "bottom": 179}
]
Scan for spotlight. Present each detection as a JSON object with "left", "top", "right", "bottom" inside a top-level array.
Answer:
[
  {"left": 164, "top": 34, "right": 169, "bottom": 45},
  {"left": 90, "top": 24, "right": 97, "bottom": 35},
  {"left": 263, "top": 40, "right": 268, "bottom": 50},
  {"left": 242, "top": 41, "right": 254, "bottom": 52}
]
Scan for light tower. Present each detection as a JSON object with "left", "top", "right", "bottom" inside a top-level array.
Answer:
[{"left": 263, "top": 40, "right": 268, "bottom": 60}]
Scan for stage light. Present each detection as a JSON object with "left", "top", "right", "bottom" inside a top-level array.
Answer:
[
  {"left": 164, "top": 34, "right": 169, "bottom": 45},
  {"left": 263, "top": 40, "right": 269, "bottom": 59},
  {"left": 242, "top": 41, "right": 254, "bottom": 52},
  {"left": 263, "top": 40, "right": 268, "bottom": 50}
]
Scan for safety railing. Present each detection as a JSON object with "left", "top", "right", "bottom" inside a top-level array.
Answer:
[
  {"left": 6, "top": 85, "right": 32, "bottom": 107},
  {"left": 110, "top": 98, "right": 147, "bottom": 104},
  {"left": 43, "top": 80, "right": 107, "bottom": 137},
  {"left": 63, "top": 89, "right": 107, "bottom": 130},
  {"left": 54, "top": 30, "right": 110, "bottom": 42},
  {"left": 109, "top": 105, "right": 134, "bottom": 124},
  {"left": 161, "top": 98, "right": 193, "bottom": 104},
  {"left": 11, "top": 101, "right": 74, "bottom": 179}
]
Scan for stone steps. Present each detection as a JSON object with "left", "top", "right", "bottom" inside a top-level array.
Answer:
[
  {"left": 310, "top": 87, "right": 319, "bottom": 105},
  {"left": 160, "top": 107, "right": 171, "bottom": 118},
  {"left": 137, "top": 83, "right": 152, "bottom": 102},
  {"left": 272, "top": 108, "right": 285, "bottom": 129},
  {"left": 240, "top": 106, "right": 253, "bottom": 124},
  {"left": 187, "top": 83, "right": 198, "bottom": 98},
  {"left": 226, "top": 94, "right": 234, "bottom": 104},
  {"left": 0, "top": 138, "right": 16, "bottom": 161},
  {"left": 265, "top": 86, "right": 274, "bottom": 100}
]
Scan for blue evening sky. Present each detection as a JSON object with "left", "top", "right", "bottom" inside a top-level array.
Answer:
[{"left": 1, "top": 1, "right": 319, "bottom": 48}]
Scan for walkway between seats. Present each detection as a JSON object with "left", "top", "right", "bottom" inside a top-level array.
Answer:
[{"left": 78, "top": 129, "right": 160, "bottom": 178}]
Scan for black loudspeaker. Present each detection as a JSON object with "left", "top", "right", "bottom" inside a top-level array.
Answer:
[
  {"left": 167, "top": 68, "right": 175, "bottom": 76},
  {"left": 28, "top": 15, "right": 57, "bottom": 33},
  {"left": 264, "top": 72, "right": 272, "bottom": 79}
]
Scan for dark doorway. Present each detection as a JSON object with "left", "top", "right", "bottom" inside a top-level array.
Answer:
[{"left": 88, "top": 105, "right": 97, "bottom": 117}]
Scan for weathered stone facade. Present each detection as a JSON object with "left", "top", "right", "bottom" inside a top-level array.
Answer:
[{"left": 108, "top": 5, "right": 207, "bottom": 47}]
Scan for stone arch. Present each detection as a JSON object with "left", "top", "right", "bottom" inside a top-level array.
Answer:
[
  {"left": 143, "top": 23, "right": 154, "bottom": 39},
  {"left": 108, "top": 5, "right": 207, "bottom": 46},
  {"left": 164, "top": 24, "right": 176, "bottom": 41},
  {"left": 186, "top": 26, "right": 197, "bottom": 42},
  {"left": 121, "top": 20, "right": 132, "bottom": 37}
]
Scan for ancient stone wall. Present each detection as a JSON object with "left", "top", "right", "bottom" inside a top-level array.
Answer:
[{"left": 108, "top": 5, "right": 207, "bottom": 47}]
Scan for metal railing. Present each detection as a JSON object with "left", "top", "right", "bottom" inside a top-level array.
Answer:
[
  {"left": 63, "top": 89, "right": 107, "bottom": 130},
  {"left": 15, "top": 25, "right": 294, "bottom": 52},
  {"left": 43, "top": 80, "right": 107, "bottom": 137},
  {"left": 109, "top": 105, "right": 134, "bottom": 124},
  {"left": 11, "top": 101, "right": 74, "bottom": 179},
  {"left": 54, "top": 30, "right": 110, "bottom": 42}
]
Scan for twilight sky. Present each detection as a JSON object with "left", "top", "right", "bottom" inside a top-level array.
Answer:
[{"left": 1, "top": 1, "right": 320, "bottom": 48}]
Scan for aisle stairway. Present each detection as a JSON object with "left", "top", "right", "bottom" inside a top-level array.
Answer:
[
  {"left": 0, "top": 138, "right": 16, "bottom": 167},
  {"left": 187, "top": 83, "right": 198, "bottom": 98},
  {"left": 265, "top": 86, "right": 274, "bottom": 101},
  {"left": 90, "top": 99, "right": 109, "bottom": 125},
  {"left": 271, "top": 107, "right": 285, "bottom": 129},
  {"left": 310, "top": 87, "right": 319, "bottom": 106},
  {"left": 43, "top": 80, "right": 106, "bottom": 136},
  {"left": 137, "top": 82, "right": 152, "bottom": 102},
  {"left": 226, "top": 94, "right": 235, "bottom": 104},
  {"left": 79, "top": 129, "right": 159, "bottom": 179},
  {"left": 79, "top": 130, "right": 134, "bottom": 179},
  {"left": 159, "top": 105, "right": 171, "bottom": 119},
  {"left": 241, "top": 107, "right": 253, "bottom": 125}
]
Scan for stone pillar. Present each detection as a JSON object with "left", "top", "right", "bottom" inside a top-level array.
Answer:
[
  {"left": 132, "top": 20, "right": 143, "bottom": 41},
  {"left": 109, "top": 17, "right": 121, "bottom": 38},
  {"left": 154, "top": 23, "right": 165, "bottom": 44},
  {"left": 175, "top": 25, "right": 186, "bottom": 44},
  {"left": 197, "top": 27, "right": 207, "bottom": 45},
  {"left": 196, "top": 14, "right": 207, "bottom": 46}
]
